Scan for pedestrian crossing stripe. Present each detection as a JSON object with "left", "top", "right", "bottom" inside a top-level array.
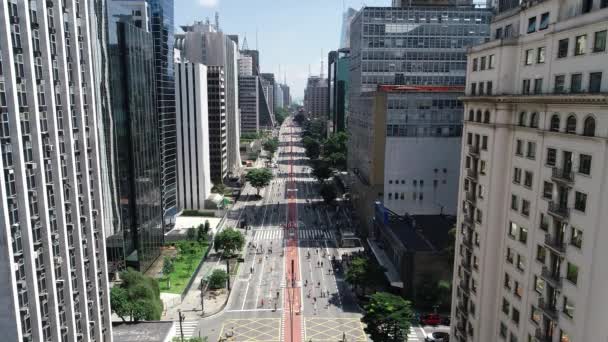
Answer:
[
  {"left": 252, "top": 229, "right": 335, "bottom": 241},
  {"left": 176, "top": 320, "right": 198, "bottom": 338}
]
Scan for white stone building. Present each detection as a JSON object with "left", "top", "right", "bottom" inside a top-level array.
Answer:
[{"left": 451, "top": 1, "right": 608, "bottom": 342}]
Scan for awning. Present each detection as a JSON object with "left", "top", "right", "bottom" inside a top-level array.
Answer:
[{"left": 367, "top": 238, "right": 403, "bottom": 288}]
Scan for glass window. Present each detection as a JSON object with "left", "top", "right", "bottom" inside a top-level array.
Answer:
[
  {"left": 524, "top": 171, "right": 533, "bottom": 188},
  {"left": 534, "top": 78, "right": 543, "bottom": 94},
  {"left": 537, "top": 47, "right": 545, "bottom": 63},
  {"left": 593, "top": 30, "right": 607, "bottom": 52},
  {"left": 511, "top": 196, "right": 519, "bottom": 211},
  {"left": 554, "top": 75, "right": 565, "bottom": 93},
  {"left": 512, "top": 308, "right": 520, "bottom": 324},
  {"left": 527, "top": 141, "right": 536, "bottom": 159},
  {"left": 495, "top": 27, "right": 503, "bottom": 39},
  {"left": 550, "top": 115, "right": 561, "bottom": 132},
  {"left": 525, "top": 49, "right": 534, "bottom": 65},
  {"left": 589, "top": 72, "right": 602, "bottom": 93},
  {"left": 522, "top": 199, "right": 530, "bottom": 216},
  {"left": 571, "top": 73, "right": 582, "bottom": 93},
  {"left": 522, "top": 79, "right": 531, "bottom": 94},
  {"left": 583, "top": 116, "right": 596, "bottom": 136},
  {"left": 570, "top": 227, "right": 583, "bottom": 248},
  {"left": 516, "top": 139, "right": 523, "bottom": 155},
  {"left": 539, "top": 12, "right": 550, "bottom": 30},
  {"left": 502, "top": 298, "right": 510, "bottom": 314},
  {"left": 575, "top": 35, "right": 587, "bottom": 55},
  {"left": 504, "top": 273, "right": 512, "bottom": 289},
  {"left": 530, "top": 112, "right": 539, "bottom": 128},
  {"left": 574, "top": 191, "right": 587, "bottom": 212},
  {"left": 530, "top": 305, "right": 541, "bottom": 324},
  {"left": 489, "top": 54, "right": 495, "bottom": 69},
  {"left": 579, "top": 154, "right": 592, "bottom": 175},
  {"left": 535, "top": 276, "right": 545, "bottom": 293},
  {"left": 543, "top": 181, "right": 553, "bottom": 199},
  {"left": 527, "top": 17, "right": 536, "bottom": 33},
  {"left": 563, "top": 297, "right": 575, "bottom": 318},
  {"left": 536, "top": 245, "right": 546, "bottom": 262},
  {"left": 519, "top": 227, "right": 528, "bottom": 244},
  {"left": 513, "top": 167, "right": 521, "bottom": 183},
  {"left": 557, "top": 38, "right": 569, "bottom": 58},
  {"left": 480, "top": 56, "right": 486, "bottom": 70},
  {"left": 566, "top": 115, "right": 577, "bottom": 133},
  {"left": 487, "top": 81, "right": 493, "bottom": 95},
  {"left": 472, "top": 58, "right": 478, "bottom": 71},
  {"left": 505, "top": 24, "right": 513, "bottom": 38},
  {"left": 471, "top": 82, "right": 477, "bottom": 95}
]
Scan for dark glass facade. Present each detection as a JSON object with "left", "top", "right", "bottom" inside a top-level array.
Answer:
[
  {"left": 107, "top": 16, "right": 163, "bottom": 274},
  {"left": 328, "top": 49, "right": 350, "bottom": 133},
  {"left": 149, "top": 0, "right": 177, "bottom": 230}
]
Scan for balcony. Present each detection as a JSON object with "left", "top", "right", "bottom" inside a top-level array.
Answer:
[
  {"left": 468, "top": 145, "right": 480, "bottom": 157},
  {"left": 461, "top": 259, "right": 472, "bottom": 272},
  {"left": 538, "top": 298, "right": 559, "bottom": 320},
  {"left": 466, "top": 190, "right": 477, "bottom": 204},
  {"left": 541, "top": 266, "right": 563, "bottom": 288},
  {"left": 466, "top": 168, "right": 478, "bottom": 180},
  {"left": 551, "top": 168, "right": 574, "bottom": 185},
  {"left": 544, "top": 234, "right": 566, "bottom": 255},
  {"left": 462, "top": 236, "right": 474, "bottom": 249},
  {"left": 535, "top": 328, "right": 553, "bottom": 342},
  {"left": 548, "top": 201, "right": 569, "bottom": 220},
  {"left": 463, "top": 213, "right": 475, "bottom": 227}
]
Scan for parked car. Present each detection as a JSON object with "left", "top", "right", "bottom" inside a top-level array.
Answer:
[
  {"left": 420, "top": 314, "right": 442, "bottom": 326},
  {"left": 425, "top": 331, "right": 450, "bottom": 342}
]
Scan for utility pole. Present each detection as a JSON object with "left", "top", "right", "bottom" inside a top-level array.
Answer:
[
  {"left": 178, "top": 309, "right": 184, "bottom": 342},
  {"left": 226, "top": 258, "right": 231, "bottom": 290}
]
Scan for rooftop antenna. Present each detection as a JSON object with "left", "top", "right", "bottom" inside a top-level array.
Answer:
[
  {"left": 255, "top": 28, "right": 259, "bottom": 50},
  {"left": 320, "top": 49, "right": 324, "bottom": 78},
  {"left": 284, "top": 71, "right": 287, "bottom": 85},
  {"left": 308, "top": 64, "right": 311, "bottom": 77},
  {"left": 242, "top": 35, "right": 249, "bottom": 50},
  {"left": 215, "top": 12, "right": 220, "bottom": 31}
]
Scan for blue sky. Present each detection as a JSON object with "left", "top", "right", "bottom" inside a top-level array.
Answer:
[{"left": 175, "top": 0, "right": 390, "bottom": 100}]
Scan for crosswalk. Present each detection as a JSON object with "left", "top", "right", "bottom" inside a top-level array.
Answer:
[
  {"left": 252, "top": 229, "right": 335, "bottom": 241},
  {"left": 175, "top": 320, "right": 198, "bottom": 338}
]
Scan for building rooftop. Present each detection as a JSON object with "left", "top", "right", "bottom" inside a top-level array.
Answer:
[
  {"left": 384, "top": 210, "right": 455, "bottom": 252},
  {"left": 112, "top": 321, "right": 175, "bottom": 342}
]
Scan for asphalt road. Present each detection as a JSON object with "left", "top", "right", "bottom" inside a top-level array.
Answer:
[{"left": 192, "top": 118, "right": 444, "bottom": 342}]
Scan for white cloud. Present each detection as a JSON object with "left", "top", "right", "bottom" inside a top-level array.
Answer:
[{"left": 198, "top": 0, "right": 218, "bottom": 8}]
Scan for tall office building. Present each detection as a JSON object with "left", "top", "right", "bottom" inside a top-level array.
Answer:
[
  {"left": 328, "top": 49, "right": 350, "bottom": 133},
  {"left": 149, "top": 0, "right": 177, "bottom": 230},
  {"left": 339, "top": 8, "right": 358, "bottom": 49},
  {"left": 273, "top": 82, "right": 284, "bottom": 110},
  {"left": 241, "top": 49, "right": 260, "bottom": 75},
  {"left": 304, "top": 76, "right": 329, "bottom": 119},
  {"left": 281, "top": 83, "right": 291, "bottom": 108},
  {"left": 238, "top": 55, "right": 253, "bottom": 76},
  {"left": 176, "top": 22, "right": 241, "bottom": 176},
  {"left": 106, "top": 2, "right": 163, "bottom": 275},
  {"left": 239, "top": 76, "right": 260, "bottom": 134},
  {"left": 206, "top": 66, "right": 229, "bottom": 182},
  {"left": 347, "top": 4, "right": 491, "bottom": 234},
  {"left": 175, "top": 62, "right": 212, "bottom": 210},
  {"left": 0, "top": 0, "right": 113, "bottom": 341},
  {"left": 451, "top": 1, "right": 608, "bottom": 342}
]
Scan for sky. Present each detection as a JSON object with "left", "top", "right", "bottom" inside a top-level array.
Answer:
[{"left": 175, "top": 0, "right": 390, "bottom": 101}]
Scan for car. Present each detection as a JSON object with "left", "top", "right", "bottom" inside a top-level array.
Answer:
[
  {"left": 425, "top": 331, "right": 450, "bottom": 342},
  {"left": 420, "top": 313, "right": 442, "bottom": 326}
]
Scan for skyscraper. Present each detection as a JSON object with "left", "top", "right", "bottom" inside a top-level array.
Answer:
[
  {"left": 0, "top": 0, "right": 113, "bottom": 340},
  {"left": 238, "top": 55, "right": 253, "bottom": 76},
  {"left": 239, "top": 75, "right": 260, "bottom": 134},
  {"left": 274, "top": 82, "right": 284, "bottom": 110},
  {"left": 206, "top": 66, "right": 229, "bottom": 183},
  {"left": 328, "top": 49, "right": 350, "bottom": 133},
  {"left": 241, "top": 49, "right": 260, "bottom": 75},
  {"left": 148, "top": 0, "right": 177, "bottom": 230},
  {"left": 452, "top": 1, "right": 608, "bottom": 341},
  {"left": 106, "top": 2, "right": 163, "bottom": 275},
  {"left": 281, "top": 83, "right": 291, "bottom": 108},
  {"left": 304, "top": 76, "right": 329, "bottom": 120}
]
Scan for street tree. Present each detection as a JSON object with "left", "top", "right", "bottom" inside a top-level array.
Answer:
[
  {"left": 311, "top": 160, "right": 333, "bottom": 184},
  {"left": 345, "top": 256, "right": 385, "bottom": 294},
  {"left": 196, "top": 224, "right": 207, "bottom": 244},
  {"left": 162, "top": 256, "right": 174, "bottom": 289},
  {"left": 186, "top": 227, "right": 196, "bottom": 241},
  {"left": 302, "top": 136, "right": 321, "bottom": 160},
  {"left": 319, "top": 183, "right": 338, "bottom": 205},
  {"left": 263, "top": 137, "right": 279, "bottom": 156},
  {"left": 322, "top": 132, "right": 348, "bottom": 170},
  {"left": 245, "top": 168, "right": 274, "bottom": 197},
  {"left": 213, "top": 228, "right": 245, "bottom": 257},
  {"left": 207, "top": 269, "right": 229, "bottom": 290},
  {"left": 204, "top": 220, "right": 211, "bottom": 233},
  {"left": 110, "top": 269, "right": 163, "bottom": 322},
  {"left": 362, "top": 292, "right": 414, "bottom": 342}
]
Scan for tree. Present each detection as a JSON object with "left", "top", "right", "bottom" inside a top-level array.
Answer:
[
  {"left": 162, "top": 256, "right": 174, "bottom": 289},
  {"left": 345, "top": 256, "right": 385, "bottom": 294},
  {"left": 322, "top": 132, "right": 348, "bottom": 170},
  {"left": 415, "top": 275, "right": 452, "bottom": 310},
  {"left": 204, "top": 220, "right": 211, "bottom": 233},
  {"left": 275, "top": 107, "right": 289, "bottom": 125},
  {"left": 362, "top": 292, "right": 414, "bottom": 342},
  {"left": 263, "top": 137, "right": 279, "bottom": 155},
  {"left": 303, "top": 138, "right": 321, "bottom": 160},
  {"left": 319, "top": 183, "right": 338, "bottom": 205},
  {"left": 110, "top": 269, "right": 163, "bottom": 322},
  {"left": 172, "top": 337, "right": 208, "bottom": 342},
  {"left": 196, "top": 224, "right": 207, "bottom": 244},
  {"left": 245, "top": 168, "right": 274, "bottom": 196},
  {"left": 186, "top": 227, "right": 196, "bottom": 241},
  {"left": 213, "top": 228, "right": 245, "bottom": 257},
  {"left": 311, "top": 160, "right": 333, "bottom": 184},
  {"left": 207, "top": 269, "right": 229, "bottom": 290}
]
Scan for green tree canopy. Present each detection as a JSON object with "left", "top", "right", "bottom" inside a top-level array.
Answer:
[
  {"left": 362, "top": 292, "right": 414, "bottom": 342},
  {"left": 245, "top": 168, "right": 274, "bottom": 196},
  {"left": 275, "top": 107, "right": 289, "bottom": 125},
  {"left": 207, "top": 269, "right": 229, "bottom": 290},
  {"left": 263, "top": 137, "right": 280, "bottom": 155},
  {"left": 319, "top": 183, "right": 338, "bottom": 205},
  {"left": 213, "top": 228, "right": 245, "bottom": 257},
  {"left": 110, "top": 269, "right": 163, "bottom": 322},
  {"left": 322, "top": 132, "right": 348, "bottom": 170},
  {"left": 345, "top": 256, "right": 386, "bottom": 294},
  {"left": 311, "top": 160, "right": 333, "bottom": 184}
]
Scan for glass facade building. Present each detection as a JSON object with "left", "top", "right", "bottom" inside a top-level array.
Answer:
[
  {"left": 149, "top": 0, "right": 177, "bottom": 230},
  {"left": 107, "top": 11, "right": 163, "bottom": 274},
  {"left": 328, "top": 49, "right": 351, "bottom": 133}
]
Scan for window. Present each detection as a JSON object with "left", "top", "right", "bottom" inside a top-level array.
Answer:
[
  {"left": 593, "top": 30, "right": 607, "bottom": 52},
  {"left": 539, "top": 12, "right": 550, "bottom": 30},
  {"left": 535, "top": 276, "right": 545, "bottom": 293},
  {"left": 554, "top": 75, "right": 565, "bottom": 93},
  {"left": 547, "top": 148, "right": 557, "bottom": 165},
  {"left": 531, "top": 306, "right": 541, "bottom": 324},
  {"left": 468, "top": 110, "right": 474, "bottom": 121},
  {"left": 506, "top": 248, "right": 514, "bottom": 263},
  {"left": 534, "top": 78, "right": 543, "bottom": 94},
  {"left": 530, "top": 112, "right": 539, "bottom": 128},
  {"left": 514, "top": 280, "right": 524, "bottom": 297},
  {"left": 537, "top": 47, "right": 545, "bottom": 63},
  {"left": 522, "top": 199, "right": 530, "bottom": 216},
  {"left": 575, "top": 35, "right": 587, "bottom": 55},
  {"left": 480, "top": 56, "right": 486, "bottom": 70},
  {"left": 574, "top": 191, "right": 587, "bottom": 212},
  {"left": 566, "top": 262, "right": 579, "bottom": 285},
  {"left": 519, "top": 226, "right": 528, "bottom": 244},
  {"left": 524, "top": 171, "right": 533, "bottom": 188},
  {"left": 543, "top": 182, "right": 553, "bottom": 199},
  {"left": 579, "top": 154, "right": 591, "bottom": 175},
  {"left": 482, "top": 136, "right": 488, "bottom": 150},
  {"left": 476, "top": 110, "right": 482, "bottom": 122},
  {"left": 487, "top": 81, "right": 493, "bottom": 95},
  {"left": 518, "top": 111, "right": 527, "bottom": 126},
  {"left": 560, "top": 330, "right": 571, "bottom": 342},
  {"left": 489, "top": 54, "right": 495, "bottom": 69},
  {"left": 525, "top": 49, "right": 534, "bottom": 65},
  {"left": 504, "top": 273, "right": 512, "bottom": 289},
  {"left": 513, "top": 167, "right": 522, "bottom": 184},
  {"left": 512, "top": 308, "right": 520, "bottom": 324},
  {"left": 516, "top": 254, "right": 525, "bottom": 271},
  {"left": 557, "top": 39, "right": 569, "bottom": 58},
  {"left": 589, "top": 72, "right": 602, "bottom": 93},
  {"left": 540, "top": 213, "right": 548, "bottom": 231},
  {"left": 511, "top": 195, "right": 519, "bottom": 211},
  {"left": 527, "top": 141, "right": 536, "bottom": 159},
  {"left": 471, "top": 82, "right": 477, "bottom": 95},
  {"left": 563, "top": 297, "right": 575, "bottom": 318},
  {"left": 583, "top": 116, "right": 596, "bottom": 136},
  {"left": 502, "top": 298, "right": 510, "bottom": 314},
  {"left": 566, "top": 115, "right": 577, "bottom": 133},
  {"left": 499, "top": 322, "right": 508, "bottom": 338},
  {"left": 480, "top": 160, "right": 486, "bottom": 175},
  {"left": 472, "top": 58, "right": 478, "bottom": 71},
  {"left": 571, "top": 73, "right": 583, "bottom": 93},
  {"left": 515, "top": 139, "right": 523, "bottom": 155},
  {"left": 495, "top": 27, "right": 503, "bottom": 40},
  {"left": 527, "top": 17, "right": 537, "bottom": 33},
  {"left": 505, "top": 24, "right": 513, "bottom": 38},
  {"left": 484, "top": 110, "right": 490, "bottom": 123},
  {"left": 570, "top": 227, "right": 583, "bottom": 248},
  {"left": 522, "top": 79, "right": 531, "bottom": 94},
  {"left": 536, "top": 245, "right": 546, "bottom": 263}
]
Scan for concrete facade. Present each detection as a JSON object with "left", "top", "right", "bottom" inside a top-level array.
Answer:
[
  {"left": 451, "top": 2, "right": 608, "bottom": 342},
  {"left": 238, "top": 55, "right": 253, "bottom": 76},
  {"left": 239, "top": 75, "right": 260, "bottom": 134},
  {"left": 304, "top": 76, "right": 329, "bottom": 120},
  {"left": 206, "top": 66, "right": 229, "bottom": 183},
  {"left": 175, "top": 62, "right": 212, "bottom": 211}
]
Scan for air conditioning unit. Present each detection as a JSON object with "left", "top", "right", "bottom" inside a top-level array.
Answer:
[
  {"left": 45, "top": 144, "right": 54, "bottom": 152},
  {"left": 26, "top": 162, "right": 37, "bottom": 170}
]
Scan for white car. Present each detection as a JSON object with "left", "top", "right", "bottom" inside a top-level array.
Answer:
[{"left": 425, "top": 332, "right": 450, "bottom": 342}]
